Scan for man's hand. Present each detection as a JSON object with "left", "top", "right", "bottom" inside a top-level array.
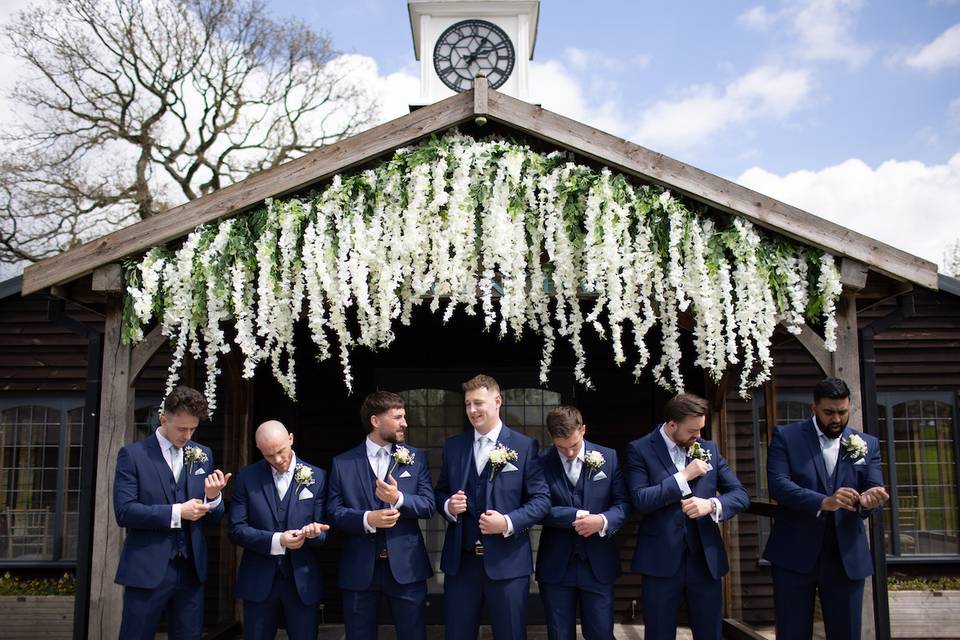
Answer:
[
  {"left": 681, "top": 497, "right": 714, "bottom": 519},
  {"left": 479, "top": 510, "right": 508, "bottom": 535},
  {"left": 860, "top": 486, "right": 890, "bottom": 510},
  {"left": 821, "top": 487, "right": 861, "bottom": 512},
  {"left": 376, "top": 474, "right": 401, "bottom": 505},
  {"left": 448, "top": 490, "right": 468, "bottom": 516},
  {"left": 300, "top": 522, "right": 331, "bottom": 539},
  {"left": 368, "top": 508, "right": 401, "bottom": 529},
  {"left": 572, "top": 513, "right": 604, "bottom": 537},
  {"left": 204, "top": 469, "right": 232, "bottom": 500},
  {"left": 180, "top": 498, "right": 209, "bottom": 521},
  {"left": 280, "top": 530, "right": 305, "bottom": 550},
  {"left": 682, "top": 459, "right": 710, "bottom": 482}
]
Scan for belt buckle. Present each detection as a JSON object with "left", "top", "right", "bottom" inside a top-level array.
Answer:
[
  {"left": 378, "top": 549, "right": 389, "bottom": 559},
  {"left": 474, "top": 543, "right": 484, "bottom": 556}
]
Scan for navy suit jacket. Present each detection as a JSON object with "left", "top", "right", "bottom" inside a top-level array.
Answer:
[
  {"left": 627, "top": 430, "right": 749, "bottom": 579},
  {"left": 435, "top": 424, "right": 550, "bottom": 580},
  {"left": 327, "top": 442, "right": 435, "bottom": 590},
  {"left": 536, "top": 441, "right": 630, "bottom": 585},
  {"left": 763, "top": 419, "right": 883, "bottom": 580},
  {"left": 114, "top": 434, "right": 225, "bottom": 588},
  {"left": 228, "top": 458, "right": 327, "bottom": 605}
]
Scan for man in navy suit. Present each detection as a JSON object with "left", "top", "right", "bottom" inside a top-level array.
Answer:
[
  {"left": 764, "top": 377, "right": 889, "bottom": 640},
  {"left": 229, "top": 420, "right": 330, "bottom": 640},
  {"left": 536, "top": 405, "right": 630, "bottom": 640},
  {"left": 327, "top": 391, "right": 436, "bottom": 640},
  {"left": 114, "top": 385, "right": 231, "bottom": 640},
  {"left": 435, "top": 374, "right": 551, "bottom": 640},
  {"left": 627, "top": 393, "right": 749, "bottom": 640}
]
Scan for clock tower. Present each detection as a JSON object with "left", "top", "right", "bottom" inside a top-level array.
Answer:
[{"left": 408, "top": 0, "right": 540, "bottom": 106}]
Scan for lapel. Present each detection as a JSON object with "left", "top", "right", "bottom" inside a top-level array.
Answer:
[
  {"left": 548, "top": 448, "right": 575, "bottom": 505},
  {"left": 184, "top": 440, "right": 200, "bottom": 497},
  {"left": 649, "top": 429, "right": 678, "bottom": 480},
  {"left": 354, "top": 443, "right": 379, "bottom": 510},
  {"left": 804, "top": 419, "right": 831, "bottom": 492},
  {"left": 835, "top": 426, "right": 858, "bottom": 486},
  {"left": 260, "top": 460, "right": 281, "bottom": 525},
  {"left": 457, "top": 432, "right": 475, "bottom": 493},
  {"left": 145, "top": 434, "right": 175, "bottom": 503},
  {"left": 581, "top": 439, "right": 594, "bottom": 506},
  {"left": 488, "top": 425, "right": 514, "bottom": 508}
]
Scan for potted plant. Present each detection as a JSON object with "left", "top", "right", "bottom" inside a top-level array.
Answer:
[
  {"left": 0, "top": 572, "right": 75, "bottom": 638},
  {"left": 888, "top": 576, "right": 960, "bottom": 639}
]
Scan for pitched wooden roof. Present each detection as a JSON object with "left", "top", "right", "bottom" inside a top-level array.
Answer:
[{"left": 20, "top": 80, "right": 939, "bottom": 295}]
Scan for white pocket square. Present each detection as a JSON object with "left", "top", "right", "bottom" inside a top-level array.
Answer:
[
  {"left": 854, "top": 458, "right": 867, "bottom": 465},
  {"left": 503, "top": 462, "right": 519, "bottom": 472},
  {"left": 299, "top": 488, "right": 314, "bottom": 500},
  {"left": 194, "top": 468, "right": 206, "bottom": 475},
  {"left": 593, "top": 470, "right": 607, "bottom": 481},
  {"left": 399, "top": 470, "right": 412, "bottom": 478}
]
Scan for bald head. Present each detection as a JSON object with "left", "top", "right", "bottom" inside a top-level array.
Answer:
[{"left": 256, "top": 420, "right": 294, "bottom": 473}]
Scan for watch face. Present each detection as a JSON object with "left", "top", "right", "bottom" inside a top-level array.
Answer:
[{"left": 433, "top": 19, "right": 516, "bottom": 92}]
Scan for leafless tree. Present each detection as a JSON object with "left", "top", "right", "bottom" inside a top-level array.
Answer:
[
  {"left": 945, "top": 239, "right": 960, "bottom": 278},
  {"left": 0, "top": 0, "right": 377, "bottom": 271}
]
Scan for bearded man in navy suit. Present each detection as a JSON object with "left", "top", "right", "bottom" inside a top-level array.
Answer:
[
  {"left": 537, "top": 405, "right": 630, "bottom": 640},
  {"left": 327, "top": 391, "right": 436, "bottom": 640},
  {"left": 114, "top": 385, "right": 231, "bottom": 640},
  {"left": 435, "top": 374, "right": 551, "bottom": 640},
  {"left": 229, "top": 420, "right": 330, "bottom": 640},
  {"left": 627, "top": 393, "right": 749, "bottom": 640},
  {"left": 764, "top": 377, "right": 889, "bottom": 640}
]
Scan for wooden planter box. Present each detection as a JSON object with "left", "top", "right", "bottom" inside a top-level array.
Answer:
[
  {"left": 890, "top": 590, "right": 960, "bottom": 639},
  {"left": 0, "top": 596, "right": 74, "bottom": 639}
]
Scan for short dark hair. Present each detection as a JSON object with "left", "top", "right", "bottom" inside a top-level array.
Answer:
[
  {"left": 814, "top": 377, "right": 851, "bottom": 402},
  {"left": 163, "top": 385, "right": 208, "bottom": 420},
  {"left": 360, "top": 391, "right": 405, "bottom": 431},
  {"left": 546, "top": 405, "right": 584, "bottom": 439},
  {"left": 462, "top": 374, "right": 500, "bottom": 395},
  {"left": 663, "top": 393, "right": 710, "bottom": 423}
]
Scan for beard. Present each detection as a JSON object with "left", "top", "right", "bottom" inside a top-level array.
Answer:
[
  {"left": 383, "top": 431, "right": 403, "bottom": 444},
  {"left": 817, "top": 417, "right": 847, "bottom": 439}
]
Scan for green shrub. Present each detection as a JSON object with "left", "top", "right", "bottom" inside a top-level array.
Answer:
[
  {"left": 888, "top": 576, "right": 960, "bottom": 592},
  {"left": 0, "top": 572, "right": 76, "bottom": 596}
]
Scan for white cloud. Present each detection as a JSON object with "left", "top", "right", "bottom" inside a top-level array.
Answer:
[
  {"left": 737, "top": 154, "right": 960, "bottom": 270},
  {"left": 737, "top": 6, "right": 773, "bottom": 31},
  {"left": 631, "top": 66, "right": 813, "bottom": 152},
  {"left": 334, "top": 54, "right": 420, "bottom": 124},
  {"left": 904, "top": 23, "right": 960, "bottom": 72},
  {"left": 529, "top": 59, "right": 632, "bottom": 137},
  {"left": 950, "top": 97, "right": 960, "bottom": 128}
]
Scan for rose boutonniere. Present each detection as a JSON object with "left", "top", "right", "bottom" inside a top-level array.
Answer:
[
  {"left": 388, "top": 445, "right": 415, "bottom": 477},
  {"left": 487, "top": 443, "right": 518, "bottom": 481},
  {"left": 687, "top": 441, "right": 712, "bottom": 464},
  {"left": 584, "top": 450, "right": 605, "bottom": 478},
  {"left": 183, "top": 446, "right": 208, "bottom": 473},
  {"left": 842, "top": 434, "right": 868, "bottom": 461},
  {"left": 293, "top": 463, "right": 315, "bottom": 493}
]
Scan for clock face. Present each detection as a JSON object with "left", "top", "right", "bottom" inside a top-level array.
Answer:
[{"left": 433, "top": 19, "right": 516, "bottom": 92}]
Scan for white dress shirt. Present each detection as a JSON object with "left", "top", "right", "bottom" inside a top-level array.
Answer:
[
  {"left": 558, "top": 442, "right": 609, "bottom": 536},
  {"left": 444, "top": 421, "right": 515, "bottom": 537},
  {"left": 814, "top": 416, "right": 842, "bottom": 478},
  {"left": 269, "top": 452, "right": 298, "bottom": 556},
  {"left": 363, "top": 437, "right": 405, "bottom": 534},
  {"left": 659, "top": 424, "right": 722, "bottom": 523},
  {"left": 155, "top": 428, "right": 222, "bottom": 529}
]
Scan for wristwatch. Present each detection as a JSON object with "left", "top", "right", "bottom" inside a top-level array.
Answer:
[{"left": 710, "top": 499, "right": 718, "bottom": 514}]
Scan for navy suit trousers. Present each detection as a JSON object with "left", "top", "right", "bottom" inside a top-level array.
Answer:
[
  {"left": 445, "top": 552, "right": 530, "bottom": 640},
  {"left": 242, "top": 570, "right": 319, "bottom": 640},
  {"left": 341, "top": 557, "right": 427, "bottom": 640},
  {"left": 642, "top": 548, "right": 722, "bottom": 640},
  {"left": 119, "top": 556, "right": 203, "bottom": 640},
  {"left": 539, "top": 557, "right": 614, "bottom": 640}
]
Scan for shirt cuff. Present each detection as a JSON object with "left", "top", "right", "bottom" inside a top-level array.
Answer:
[
  {"left": 270, "top": 532, "right": 285, "bottom": 556},
  {"left": 443, "top": 499, "right": 457, "bottom": 522},
  {"left": 673, "top": 471, "right": 692, "bottom": 496},
  {"left": 503, "top": 514, "right": 514, "bottom": 537},
  {"left": 363, "top": 511, "right": 376, "bottom": 534},
  {"left": 393, "top": 492, "right": 404, "bottom": 509},
  {"left": 710, "top": 498, "right": 723, "bottom": 523},
  {"left": 171, "top": 503, "right": 182, "bottom": 529},
  {"left": 575, "top": 509, "right": 589, "bottom": 519},
  {"left": 204, "top": 494, "right": 222, "bottom": 509},
  {"left": 599, "top": 513, "right": 609, "bottom": 537}
]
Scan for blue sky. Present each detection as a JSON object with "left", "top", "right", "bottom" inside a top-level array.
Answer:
[{"left": 270, "top": 0, "right": 960, "bottom": 269}]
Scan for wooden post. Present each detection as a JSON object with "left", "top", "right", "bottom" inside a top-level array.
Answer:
[{"left": 87, "top": 267, "right": 133, "bottom": 639}]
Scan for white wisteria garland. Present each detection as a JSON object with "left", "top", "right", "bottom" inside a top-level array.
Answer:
[{"left": 122, "top": 132, "right": 842, "bottom": 413}]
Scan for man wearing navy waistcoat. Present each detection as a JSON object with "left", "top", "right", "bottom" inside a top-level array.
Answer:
[
  {"left": 537, "top": 405, "right": 630, "bottom": 640},
  {"left": 229, "top": 420, "right": 329, "bottom": 640},
  {"left": 114, "top": 385, "right": 231, "bottom": 640},
  {"left": 764, "top": 377, "right": 889, "bottom": 640},
  {"left": 327, "top": 391, "right": 436, "bottom": 640},
  {"left": 435, "top": 374, "right": 551, "bottom": 640},
  {"left": 627, "top": 393, "right": 749, "bottom": 640}
]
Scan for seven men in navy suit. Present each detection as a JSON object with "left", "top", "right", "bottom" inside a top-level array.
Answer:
[
  {"left": 327, "top": 391, "right": 436, "bottom": 640},
  {"left": 537, "top": 405, "right": 630, "bottom": 640},
  {"left": 113, "top": 385, "right": 231, "bottom": 640},
  {"left": 229, "top": 420, "right": 330, "bottom": 639},
  {"left": 435, "top": 374, "right": 551, "bottom": 640},
  {"left": 764, "top": 378, "right": 889, "bottom": 640},
  {"left": 627, "top": 393, "right": 749, "bottom": 640}
]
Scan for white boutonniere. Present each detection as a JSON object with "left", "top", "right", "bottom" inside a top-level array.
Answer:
[
  {"left": 183, "top": 446, "right": 208, "bottom": 473},
  {"left": 584, "top": 450, "right": 605, "bottom": 478},
  {"left": 388, "top": 446, "right": 416, "bottom": 477},
  {"left": 293, "top": 463, "right": 315, "bottom": 494},
  {"left": 487, "top": 443, "right": 519, "bottom": 481},
  {"left": 842, "top": 434, "right": 868, "bottom": 461},
  {"left": 687, "top": 442, "right": 712, "bottom": 464}
]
